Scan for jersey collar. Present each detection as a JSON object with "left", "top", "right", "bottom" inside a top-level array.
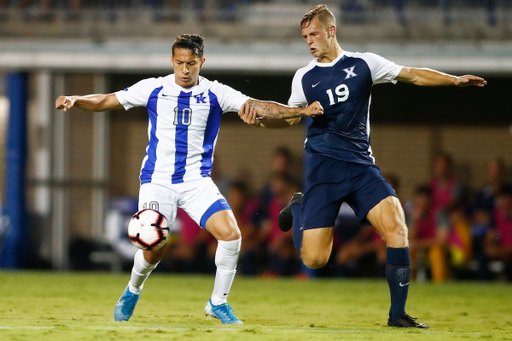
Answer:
[
  {"left": 169, "top": 74, "right": 208, "bottom": 93},
  {"left": 313, "top": 50, "right": 345, "bottom": 67}
]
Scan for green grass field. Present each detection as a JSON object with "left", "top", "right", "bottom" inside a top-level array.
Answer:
[{"left": 0, "top": 272, "right": 511, "bottom": 340}]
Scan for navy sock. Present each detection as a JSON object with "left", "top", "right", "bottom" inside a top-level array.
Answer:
[
  {"left": 291, "top": 204, "right": 303, "bottom": 256},
  {"left": 386, "top": 247, "right": 411, "bottom": 322}
]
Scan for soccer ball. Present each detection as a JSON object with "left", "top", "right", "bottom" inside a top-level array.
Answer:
[{"left": 128, "top": 209, "right": 170, "bottom": 251}]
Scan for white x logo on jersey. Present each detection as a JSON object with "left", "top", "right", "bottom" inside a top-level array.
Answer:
[{"left": 343, "top": 66, "right": 358, "bottom": 80}]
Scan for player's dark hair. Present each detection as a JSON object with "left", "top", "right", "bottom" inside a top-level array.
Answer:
[
  {"left": 301, "top": 4, "right": 336, "bottom": 30},
  {"left": 172, "top": 34, "right": 205, "bottom": 58}
]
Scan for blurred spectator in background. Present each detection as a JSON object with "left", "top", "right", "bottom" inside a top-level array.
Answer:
[
  {"left": 260, "top": 173, "right": 301, "bottom": 277},
  {"left": 429, "top": 152, "right": 462, "bottom": 216},
  {"left": 475, "top": 158, "right": 506, "bottom": 215},
  {"left": 331, "top": 172, "right": 401, "bottom": 278},
  {"left": 334, "top": 207, "right": 386, "bottom": 278},
  {"left": 256, "top": 146, "right": 294, "bottom": 226},
  {"left": 165, "top": 208, "right": 215, "bottom": 273},
  {"left": 471, "top": 207, "right": 493, "bottom": 279},
  {"left": 225, "top": 181, "right": 260, "bottom": 275},
  {"left": 407, "top": 185, "right": 450, "bottom": 282},
  {"left": 484, "top": 185, "right": 512, "bottom": 281},
  {"left": 472, "top": 158, "right": 507, "bottom": 278},
  {"left": 446, "top": 188, "right": 473, "bottom": 278},
  {"left": 428, "top": 152, "right": 473, "bottom": 276}
]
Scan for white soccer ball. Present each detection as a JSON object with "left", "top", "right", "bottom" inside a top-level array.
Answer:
[{"left": 128, "top": 209, "right": 170, "bottom": 251}]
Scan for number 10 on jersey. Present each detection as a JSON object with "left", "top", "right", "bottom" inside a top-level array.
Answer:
[
  {"left": 173, "top": 107, "right": 193, "bottom": 126},
  {"left": 326, "top": 84, "right": 349, "bottom": 105}
]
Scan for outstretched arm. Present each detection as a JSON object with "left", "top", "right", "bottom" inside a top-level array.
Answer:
[
  {"left": 55, "top": 94, "right": 124, "bottom": 112},
  {"left": 395, "top": 67, "right": 487, "bottom": 87},
  {"left": 238, "top": 99, "right": 323, "bottom": 129}
]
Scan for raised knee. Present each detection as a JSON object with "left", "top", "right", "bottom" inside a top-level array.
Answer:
[
  {"left": 220, "top": 226, "right": 241, "bottom": 241},
  {"left": 383, "top": 224, "right": 408, "bottom": 247},
  {"left": 301, "top": 252, "right": 329, "bottom": 269},
  {"left": 388, "top": 224, "right": 408, "bottom": 239}
]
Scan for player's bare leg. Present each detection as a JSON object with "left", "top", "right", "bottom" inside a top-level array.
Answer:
[
  {"left": 114, "top": 244, "right": 168, "bottom": 322},
  {"left": 143, "top": 247, "right": 167, "bottom": 264},
  {"left": 301, "top": 227, "right": 334, "bottom": 269},
  {"left": 366, "top": 196, "right": 408, "bottom": 248},
  {"left": 204, "top": 210, "right": 243, "bottom": 324},
  {"left": 367, "top": 195, "right": 429, "bottom": 328}
]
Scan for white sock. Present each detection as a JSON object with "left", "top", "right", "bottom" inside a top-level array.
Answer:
[
  {"left": 210, "top": 238, "right": 241, "bottom": 306},
  {"left": 128, "top": 249, "right": 159, "bottom": 295}
]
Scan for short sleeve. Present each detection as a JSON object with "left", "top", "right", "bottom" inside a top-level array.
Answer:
[
  {"left": 361, "top": 52, "right": 404, "bottom": 85},
  {"left": 114, "top": 78, "right": 159, "bottom": 110},
  {"left": 215, "top": 83, "right": 251, "bottom": 113},
  {"left": 288, "top": 69, "right": 308, "bottom": 108}
]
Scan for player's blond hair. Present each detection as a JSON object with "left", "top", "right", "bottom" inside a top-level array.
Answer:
[{"left": 301, "top": 4, "right": 336, "bottom": 31}]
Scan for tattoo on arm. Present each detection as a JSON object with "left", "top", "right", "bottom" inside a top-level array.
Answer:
[{"left": 247, "top": 99, "right": 305, "bottom": 119}]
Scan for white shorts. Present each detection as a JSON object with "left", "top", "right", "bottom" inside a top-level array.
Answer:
[{"left": 138, "top": 177, "right": 231, "bottom": 229}]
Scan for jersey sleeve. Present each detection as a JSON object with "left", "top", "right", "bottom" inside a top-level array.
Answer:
[
  {"left": 362, "top": 53, "right": 404, "bottom": 85},
  {"left": 114, "top": 78, "right": 159, "bottom": 110},
  {"left": 215, "top": 83, "right": 251, "bottom": 113},
  {"left": 288, "top": 69, "right": 308, "bottom": 108}
]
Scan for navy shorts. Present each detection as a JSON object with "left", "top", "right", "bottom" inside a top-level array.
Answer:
[{"left": 301, "top": 154, "right": 396, "bottom": 230}]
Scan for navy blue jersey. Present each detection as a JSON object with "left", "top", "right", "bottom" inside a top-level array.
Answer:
[{"left": 288, "top": 51, "right": 403, "bottom": 165}]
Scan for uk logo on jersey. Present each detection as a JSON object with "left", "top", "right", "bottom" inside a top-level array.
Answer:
[
  {"left": 343, "top": 66, "right": 358, "bottom": 80},
  {"left": 195, "top": 93, "right": 207, "bottom": 104}
]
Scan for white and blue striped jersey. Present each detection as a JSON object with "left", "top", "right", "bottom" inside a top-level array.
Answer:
[
  {"left": 289, "top": 51, "right": 403, "bottom": 165},
  {"left": 115, "top": 74, "right": 250, "bottom": 185}
]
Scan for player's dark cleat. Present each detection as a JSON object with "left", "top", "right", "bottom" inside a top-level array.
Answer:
[
  {"left": 278, "top": 192, "right": 303, "bottom": 232},
  {"left": 388, "top": 314, "right": 430, "bottom": 329},
  {"left": 114, "top": 285, "right": 140, "bottom": 321}
]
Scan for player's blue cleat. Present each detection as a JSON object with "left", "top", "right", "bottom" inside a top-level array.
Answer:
[
  {"left": 205, "top": 299, "right": 243, "bottom": 325},
  {"left": 114, "top": 285, "right": 140, "bottom": 321}
]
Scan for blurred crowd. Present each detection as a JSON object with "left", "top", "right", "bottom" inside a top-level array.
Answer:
[
  {"left": 0, "top": 0, "right": 503, "bottom": 26},
  {"left": 0, "top": 0, "right": 256, "bottom": 22},
  {"left": 96, "top": 148, "right": 512, "bottom": 283},
  {"left": 405, "top": 154, "right": 512, "bottom": 282}
]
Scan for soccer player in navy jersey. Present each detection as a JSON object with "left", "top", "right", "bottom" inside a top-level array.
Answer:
[
  {"left": 55, "top": 34, "right": 323, "bottom": 324},
  {"left": 239, "top": 4, "right": 486, "bottom": 328}
]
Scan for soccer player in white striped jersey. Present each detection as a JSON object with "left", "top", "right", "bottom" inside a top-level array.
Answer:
[{"left": 55, "top": 34, "right": 323, "bottom": 324}]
